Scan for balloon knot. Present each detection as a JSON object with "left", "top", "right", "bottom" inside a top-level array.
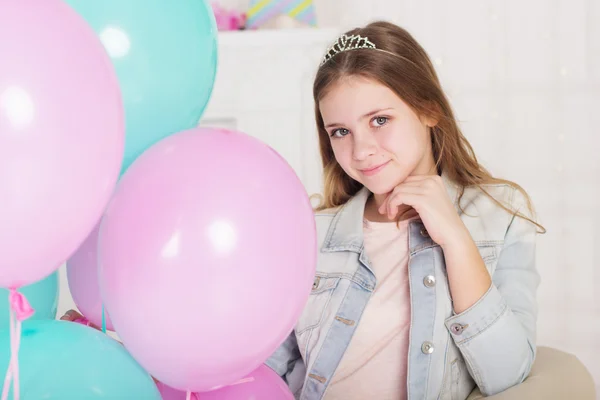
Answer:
[{"left": 8, "top": 289, "right": 34, "bottom": 322}]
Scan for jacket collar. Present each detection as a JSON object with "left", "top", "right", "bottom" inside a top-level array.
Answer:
[{"left": 321, "top": 172, "right": 460, "bottom": 253}]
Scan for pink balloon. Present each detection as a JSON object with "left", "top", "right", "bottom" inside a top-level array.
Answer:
[
  {"left": 157, "top": 364, "right": 294, "bottom": 400},
  {"left": 99, "top": 128, "right": 316, "bottom": 392},
  {"left": 156, "top": 382, "right": 190, "bottom": 400},
  {"left": 0, "top": 0, "right": 124, "bottom": 287},
  {"left": 66, "top": 223, "right": 114, "bottom": 330}
]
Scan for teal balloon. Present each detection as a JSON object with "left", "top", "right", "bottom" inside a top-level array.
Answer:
[
  {"left": 0, "top": 320, "right": 161, "bottom": 399},
  {"left": 64, "top": 0, "right": 218, "bottom": 173},
  {"left": 0, "top": 272, "right": 58, "bottom": 329}
]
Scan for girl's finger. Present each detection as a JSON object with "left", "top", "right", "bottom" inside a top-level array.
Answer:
[
  {"left": 378, "top": 193, "right": 390, "bottom": 214},
  {"left": 379, "top": 183, "right": 424, "bottom": 214},
  {"left": 387, "top": 192, "right": 421, "bottom": 219}
]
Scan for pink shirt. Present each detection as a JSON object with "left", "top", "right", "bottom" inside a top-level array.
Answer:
[{"left": 325, "top": 218, "right": 413, "bottom": 400}]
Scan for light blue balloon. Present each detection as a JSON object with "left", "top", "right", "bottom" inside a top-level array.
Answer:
[
  {"left": 0, "top": 320, "right": 161, "bottom": 399},
  {"left": 0, "top": 272, "right": 58, "bottom": 329},
  {"left": 64, "top": 0, "right": 218, "bottom": 174}
]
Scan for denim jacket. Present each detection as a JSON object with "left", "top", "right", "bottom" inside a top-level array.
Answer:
[{"left": 266, "top": 175, "right": 539, "bottom": 400}]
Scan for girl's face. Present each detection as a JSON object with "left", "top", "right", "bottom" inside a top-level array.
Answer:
[{"left": 319, "top": 76, "right": 437, "bottom": 196}]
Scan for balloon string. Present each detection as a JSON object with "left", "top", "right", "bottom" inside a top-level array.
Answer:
[
  {"left": 0, "top": 309, "right": 14, "bottom": 400},
  {"left": 1, "top": 289, "right": 34, "bottom": 400},
  {"left": 101, "top": 304, "right": 107, "bottom": 334},
  {"left": 13, "top": 317, "right": 21, "bottom": 400}
]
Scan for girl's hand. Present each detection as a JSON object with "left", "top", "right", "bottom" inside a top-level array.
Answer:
[{"left": 378, "top": 174, "right": 469, "bottom": 248}]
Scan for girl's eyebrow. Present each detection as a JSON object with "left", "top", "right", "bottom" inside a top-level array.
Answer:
[{"left": 324, "top": 107, "right": 394, "bottom": 129}]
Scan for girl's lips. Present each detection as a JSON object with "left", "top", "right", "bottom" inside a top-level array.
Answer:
[{"left": 359, "top": 160, "right": 390, "bottom": 176}]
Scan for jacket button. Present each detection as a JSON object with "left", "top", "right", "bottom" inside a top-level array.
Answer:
[
  {"left": 420, "top": 228, "right": 430, "bottom": 238},
  {"left": 423, "top": 275, "right": 436, "bottom": 288},
  {"left": 312, "top": 277, "right": 320, "bottom": 290},
  {"left": 450, "top": 323, "right": 466, "bottom": 335},
  {"left": 421, "top": 341, "right": 435, "bottom": 354}
]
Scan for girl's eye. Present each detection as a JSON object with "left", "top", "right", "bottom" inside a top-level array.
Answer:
[
  {"left": 330, "top": 128, "right": 350, "bottom": 138},
  {"left": 372, "top": 116, "right": 389, "bottom": 127}
]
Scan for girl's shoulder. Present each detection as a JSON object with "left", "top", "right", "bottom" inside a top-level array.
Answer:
[
  {"left": 310, "top": 192, "right": 345, "bottom": 219},
  {"left": 459, "top": 183, "right": 536, "bottom": 242},
  {"left": 314, "top": 206, "right": 341, "bottom": 216},
  {"left": 462, "top": 182, "right": 529, "bottom": 214}
]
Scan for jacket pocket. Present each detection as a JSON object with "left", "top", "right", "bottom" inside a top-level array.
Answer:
[
  {"left": 474, "top": 243, "right": 497, "bottom": 264},
  {"left": 295, "top": 275, "right": 340, "bottom": 335},
  {"left": 474, "top": 242, "right": 501, "bottom": 275}
]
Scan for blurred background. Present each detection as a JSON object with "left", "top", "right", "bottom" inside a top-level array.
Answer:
[{"left": 54, "top": 0, "right": 600, "bottom": 393}]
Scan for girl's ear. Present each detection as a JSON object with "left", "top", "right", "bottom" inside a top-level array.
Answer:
[
  {"left": 423, "top": 115, "right": 439, "bottom": 128},
  {"left": 421, "top": 101, "right": 440, "bottom": 127}
]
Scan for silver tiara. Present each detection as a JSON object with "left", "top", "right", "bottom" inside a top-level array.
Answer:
[{"left": 320, "top": 34, "right": 377, "bottom": 66}]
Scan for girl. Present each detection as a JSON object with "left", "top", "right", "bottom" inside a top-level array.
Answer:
[{"left": 265, "top": 21, "right": 544, "bottom": 400}]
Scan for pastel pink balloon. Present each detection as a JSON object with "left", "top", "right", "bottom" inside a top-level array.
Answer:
[
  {"left": 157, "top": 364, "right": 294, "bottom": 400},
  {"left": 99, "top": 128, "right": 316, "bottom": 392},
  {"left": 66, "top": 223, "right": 114, "bottom": 330},
  {"left": 156, "top": 382, "right": 190, "bottom": 400},
  {"left": 0, "top": 0, "right": 124, "bottom": 287}
]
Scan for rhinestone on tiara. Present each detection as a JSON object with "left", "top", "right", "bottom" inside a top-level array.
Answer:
[{"left": 320, "top": 34, "right": 377, "bottom": 66}]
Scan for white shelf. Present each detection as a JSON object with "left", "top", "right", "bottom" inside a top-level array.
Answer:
[{"left": 217, "top": 27, "right": 338, "bottom": 47}]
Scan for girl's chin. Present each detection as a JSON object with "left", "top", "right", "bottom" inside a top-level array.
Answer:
[
  {"left": 360, "top": 175, "right": 406, "bottom": 194},
  {"left": 361, "top": 181, "right": 397, "bottom": 196}
]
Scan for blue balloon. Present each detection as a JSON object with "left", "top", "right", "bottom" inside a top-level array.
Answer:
[
  {"left": 0, "top": 320, "right": 161, "bottom": 399},
  {"left": 0, "top": 272, "right": 58, "bottom": 329},
  {"left": 64, "top": 0, "right": 218, "bottom": 173}
]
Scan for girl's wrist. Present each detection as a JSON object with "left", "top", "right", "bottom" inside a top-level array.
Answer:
[{"left": 440, "top": 226, "right": 474, "bottom": 253}]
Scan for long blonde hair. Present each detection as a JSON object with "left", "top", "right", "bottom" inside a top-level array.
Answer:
[{"left": 313, "top": 21, "right": 545, "bottom": 233}]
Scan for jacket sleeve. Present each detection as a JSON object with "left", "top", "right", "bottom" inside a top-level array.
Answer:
[
  {"left": 264, "top": 331, "right": 303, "bottom": 385},
  {"left": 444, "top": 194, "right": 540, "bottom": 396}
]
